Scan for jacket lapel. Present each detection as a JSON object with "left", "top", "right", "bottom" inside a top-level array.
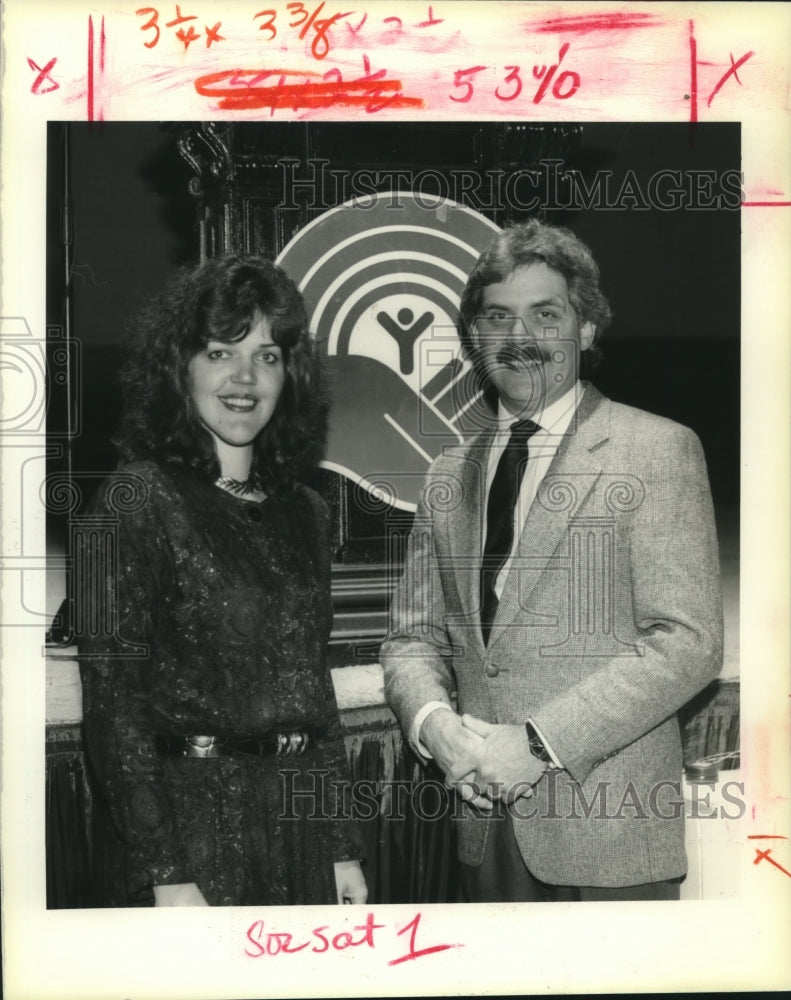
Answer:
[
  {"left": 448, "top": 430, "right": 492, "bottom": 658},
  {"left": 488, "top": 385, "right": 612, "bottom": 646}
]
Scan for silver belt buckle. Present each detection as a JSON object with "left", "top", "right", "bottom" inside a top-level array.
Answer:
[
  {"left": 185, "top": 735, "right": 219, "bottom": 758},
  {"left": 276, "top": 731, "right": 310, "bottom": 756}
]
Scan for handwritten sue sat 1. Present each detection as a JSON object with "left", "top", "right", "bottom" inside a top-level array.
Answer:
[{"left": 245, "top": 911, "right": 459, "bottom": 966}]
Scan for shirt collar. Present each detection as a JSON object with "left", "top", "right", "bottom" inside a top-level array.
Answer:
[{"left": 495, "top": 381, "right": 585, "bottom": 435}]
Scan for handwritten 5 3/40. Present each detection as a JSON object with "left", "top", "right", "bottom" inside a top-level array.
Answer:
[{"left": 451, "top": 45, "right": 580, "bottom": 105}]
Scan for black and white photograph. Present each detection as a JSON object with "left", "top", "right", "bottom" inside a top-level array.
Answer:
[
  {"left": 44, "top": 119, "right": 742, "bottom": 913},
  {"left": 2, "top": 3, "right": 790, "bottom": 998}
]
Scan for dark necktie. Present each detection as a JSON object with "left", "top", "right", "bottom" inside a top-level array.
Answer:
[{"left": 480, "top": 418, "right": 540, "bottom": 645}]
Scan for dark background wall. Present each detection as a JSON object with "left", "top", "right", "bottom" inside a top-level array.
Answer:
[
  {"left": 47, "top": 123, "right": 196, "bottom": 493},
  {"left": 559, "top": 123, "right": 739, "bottom": 514}
]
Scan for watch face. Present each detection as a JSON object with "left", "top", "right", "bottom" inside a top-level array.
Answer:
[{"left": 526, "top": 723, "right": 551, "bottom": 763}]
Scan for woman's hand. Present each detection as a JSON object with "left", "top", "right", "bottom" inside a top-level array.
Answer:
[
  {"left": 153, "top": 882, "right": 210, "bottom": 906},
  {"left": 333, "top": 860, "right": 368, "bottom": 904}
]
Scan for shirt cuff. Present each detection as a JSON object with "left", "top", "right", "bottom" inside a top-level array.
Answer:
[
  {"left": 527, "top": 717, "right": 563, "bottom": 769},
  {"left": 411, "top": 702, "right": 454, "bottom": 758}
]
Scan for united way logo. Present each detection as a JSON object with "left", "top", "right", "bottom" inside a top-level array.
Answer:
[{"left": 277, "top": 193, "right": 500, "bottom": 510}]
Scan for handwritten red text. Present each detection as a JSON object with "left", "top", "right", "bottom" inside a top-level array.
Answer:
[
  {"left": 194, "top": 55, "right": 423, "bottom": 113},
  {"left": 244, "top": 910, "right": 458, "bottom": 965},
  {"left": 450, "top": 44, "right": 580, "bottom": 106},
  {"left": 688, "top": 20, "right": 756, "bottom": 122},
  {"left": 136, "top": 5, "right": 226, "bottom": 50},
  {"left": 254, "top": 3, "right": 351, "bottom": 60},
  {"left": 749, "top": 836, "right": 791, "bottom": 880},
  {"left": 27, "top": 57, "right": 60, "bottom": 95}
]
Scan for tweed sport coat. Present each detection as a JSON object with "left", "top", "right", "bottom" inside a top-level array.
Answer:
[{"left": 381, "top": 384, "right": 723, "bottom": 888}]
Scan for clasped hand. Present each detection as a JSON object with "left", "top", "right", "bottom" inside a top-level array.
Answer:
[{"left": 422, "top": 709, "right": 546, "bottom": 807}]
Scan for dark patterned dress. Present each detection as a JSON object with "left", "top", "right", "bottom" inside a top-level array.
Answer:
[{"left": 78, "top": 460, "right": 362, "bottom": 906}]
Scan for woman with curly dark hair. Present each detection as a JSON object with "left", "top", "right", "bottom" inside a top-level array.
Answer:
[{"left": 78, "top": 255, "right": 366, "bottom": 907}]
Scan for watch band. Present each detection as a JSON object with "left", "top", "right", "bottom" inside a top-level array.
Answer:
[{"left": 525, "top": 721, "right": 552, "bottom": 764}]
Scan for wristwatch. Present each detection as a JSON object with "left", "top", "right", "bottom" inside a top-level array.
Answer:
[{"left": 525, "top": 720, "right": 553, "bottom": 764}]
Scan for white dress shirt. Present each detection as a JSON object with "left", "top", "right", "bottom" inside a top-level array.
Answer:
[
  {"left": 484, "top": 382, "right": 583, "bottom": 599},
  {"left": 411, "top": 382, "right": 586, "bottom": 765}
]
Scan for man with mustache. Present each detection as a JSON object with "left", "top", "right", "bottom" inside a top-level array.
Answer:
[{"left": 381, "top": 219, "right": 723, "bottom": 901}]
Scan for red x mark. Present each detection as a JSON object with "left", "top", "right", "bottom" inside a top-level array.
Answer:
[
  {"left": 205, "top": 22, "right": 224, "bottom": 46},
  {"left": 27, "top": 56, "right": 59, "bottom": 94},
  {"left": 753, "top": 848, "right": 791, "bottom": 879},
  {"left": 707, "top": 50, "right": 755, "bottom": 107}
]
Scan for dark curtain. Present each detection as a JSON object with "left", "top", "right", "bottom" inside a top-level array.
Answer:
[
  {"left": 46, "top": 725, "right": 458, "bottom": 909},
  {"left": 46, "top": 680, "right": 739, "bottom": 909}
]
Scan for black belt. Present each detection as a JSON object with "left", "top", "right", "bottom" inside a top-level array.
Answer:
[{"left": 157, "top": 728, "right": 322, "bottom": 759}]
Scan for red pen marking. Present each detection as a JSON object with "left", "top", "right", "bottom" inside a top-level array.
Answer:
[
  {"left": 86, "top": 14, "right": 106, "bottom": 121},
  {"left": 495, "top": 66, "right": 522, "bottom": 102},
  {"left": 295, "top": 3, "right": 351, "bottom": 60},
  {"left": 244, "top": 911, "right": 456, "bottom": 965},
  {"left": 750, "top": 836, "right": 791, "bottom": 879},
  {"left": 175, "top": 24, "right": 201, "bottom": 48},
  {"left": 166, "top": 4, "right": 198, "bottom": 28},
  {"left": 27, "top": 56, "right": 59, "bottom": 94},
  {"left": 449, "top": 65, "right": 486, "bottom": 103},
  {"left": 205, "top": 22, "right": 224, "bottom": 47},
  {"left": 416, "top": 6, "right": 443, "bottom": 28},
  {"left": 194, "top": 65, "right": 423, "bottom": 113},
  {"left": 136, "top": 7, "right": 160, "bottom": 48},
  {"left": 707, "top": 50, "right": 754, "bottom": 107},
  {"left": 388, "top": 913, "right": 457, "bottom": 966},
  {"left": 245, "top": 912, "right": 385, "bottom": 958},
  {"left": 289, "top": 0, "right": 324, "bottom": 37},
  {"left": 450, "top": 51, "right": 580, "bottom": 106},
  {"left": 753, "top": 849, "right": 791, "bottom": 878},
  {"left": 88, "top": 15, "right": 95, "bottom": 120},
  {"left": 254, "top": 9, "right": 278, "bottom": 41},
  {"left": 252, "top": 2, "right": 350, "bottom": 60},
  {"left": 345, "top": 13, "right": 367, "bottom": 35},
  {"left": 533, "top": 12, "right": 660, "bottom": 33},
  {"left": 532, "top": 43, "right": 579, "bottom": 103},
  {"left": 688, "top": 20, "right": 698, "bottom": 124}
]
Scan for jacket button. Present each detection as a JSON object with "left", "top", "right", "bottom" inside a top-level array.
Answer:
[{"left": 485, "top": 662, "right": 499, "bottom": 678}]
